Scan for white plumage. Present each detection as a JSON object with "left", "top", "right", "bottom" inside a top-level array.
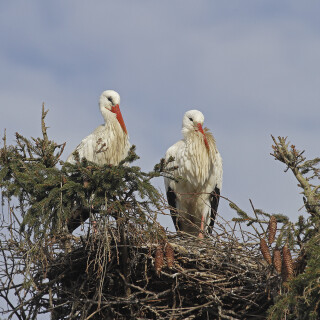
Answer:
[
  {"left": 164, "top": 110, "right": 223, "bottom": 237},
  {"left": 67, "top": 90, "right": 130, "bottom": 165}
]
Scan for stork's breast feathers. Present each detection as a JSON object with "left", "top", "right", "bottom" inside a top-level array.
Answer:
[
  {"left": 166, "top": 142, "right": 219, "bottom": 192},
  {"left": 95, "top": 124, "right": 130, "bottom": 165},
  {"left": 184, "top": 134, "right": 218, "bottom": 187},
  {"left": 67, "top": 124, "right": 130, "bottom": 166}
]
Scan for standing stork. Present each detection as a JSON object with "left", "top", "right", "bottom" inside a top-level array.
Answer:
[
  {"left": 66, "top": 90, "right": 130, "bottom": 233},
  {"left": 164, "top": 110, "right": 222, "bottom": 238},
  {"left": 67, "top": 90, "right": 130, "bottom": 165}
]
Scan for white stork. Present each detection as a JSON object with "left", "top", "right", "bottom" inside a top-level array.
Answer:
[
  {"left": 67, "top": 90, "right": 130, "bottom": 165},
  {"left": 164, "top": 110, "right": 223, "bottom": 238}
]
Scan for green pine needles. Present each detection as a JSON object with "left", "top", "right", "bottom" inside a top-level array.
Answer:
[
  {"left": 229, "top": 135, "right": 320, "bottom": 319},
  {"left": 1, "top": 105, "right": 320, "bottom": 319},
  {"left": 0, "top": 105, "right": 170, "bottom": 241}
]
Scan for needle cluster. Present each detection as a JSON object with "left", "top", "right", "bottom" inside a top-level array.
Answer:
[
  {"left": 230, "top": 136, "right": 320, "bottom": 319},
  {"left": 1, "top": 109, "right": 320, "bottom": 319}
]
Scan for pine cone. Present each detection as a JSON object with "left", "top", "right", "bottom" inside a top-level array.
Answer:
[
  {"left": 268, "top": 216, "right": 277, "bottom": 245},
  {"left": 260, "top": 238, "right": 272, "bottom": 265},
  {"left": 282, "top": 244, "right": 294, "bottom": 282},
  {"left": 155, "top": 245, "right": 164, "bottom": 276},
  {"left": 164, "top": 242, "right": 174, "bottom": 269},
  {"left": 273, "top": 248, "right": 282, "bottom": 273}
]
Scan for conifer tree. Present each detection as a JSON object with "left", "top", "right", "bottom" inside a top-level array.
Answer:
[
  {"left": 230, "top": 136, "right": 320, "bottom": 319},
  {"left": 0, "top": 106, "right": 173, "bottom": 319},
  {"left": 1, "top": 106, "right": 318, "bottom": 319}
]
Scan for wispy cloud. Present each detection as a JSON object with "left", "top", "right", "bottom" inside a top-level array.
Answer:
[{"left": 1, "top": 1, "right": 319, "bottom": 229}]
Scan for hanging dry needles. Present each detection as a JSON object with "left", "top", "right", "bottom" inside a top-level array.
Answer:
[
  {"left": 260, "top": 238, "right": 272, "bottom": 265},
  {"left": 268, "top": 216, "right": 277, "bottom": 245}
]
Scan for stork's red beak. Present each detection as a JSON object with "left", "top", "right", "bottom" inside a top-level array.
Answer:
[
  {"left": 197, "top": 123, "right": 209, "bottom": 150},
  {"left": 111, "top": 104, "right": 128, "bottom": 135}
]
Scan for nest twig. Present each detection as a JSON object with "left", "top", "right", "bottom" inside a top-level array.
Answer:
[{"left": 39, "top": 219, "right": 279, "bottom": 320}]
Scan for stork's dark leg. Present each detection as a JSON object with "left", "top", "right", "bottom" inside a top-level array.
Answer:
[
  {"left": 208, "top": 186, "right": 220, "bottom": 233},
  {"left": 166, "top": 187, "right": 179, "bottom": 231}
]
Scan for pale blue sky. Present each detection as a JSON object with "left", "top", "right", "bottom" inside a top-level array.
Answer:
[{"left": 1, "top": 1, "right": 320, "bottom": 232}]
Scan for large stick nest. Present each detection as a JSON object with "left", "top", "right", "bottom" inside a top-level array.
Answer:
[{"left": 43, "top": 218, "right": 279, "bottom": 320}]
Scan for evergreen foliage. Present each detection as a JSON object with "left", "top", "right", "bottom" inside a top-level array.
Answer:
[
  {"left": 0, "top": 105, "right": 171, "bottom": 241},
  {"left": 229, "top": 136, "right": 320, "bottom": 319},
  {"left": 1, "top": 106, "right": 319, "bottom": 319},
  {"left": 0, "top": 106, "right": 175, "bottom": 319}
]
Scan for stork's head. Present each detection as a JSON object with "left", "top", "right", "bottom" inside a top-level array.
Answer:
[
  {"left": 182, "top": 110, "right": 209, "bottom": 150},
  {"left": 99, "top": 90, "right": 127, "bottom": 134}
]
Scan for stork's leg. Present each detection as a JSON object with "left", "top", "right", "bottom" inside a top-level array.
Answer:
[{"left": 198, "top": 215, "right": 205, "bottom": 239}]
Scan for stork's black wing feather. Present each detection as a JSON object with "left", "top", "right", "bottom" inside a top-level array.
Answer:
[
  {"left": 208, "top": 186, "right": 220, "bottom": 233},
  {"left": 166, "top": 186, "right": 179, "bottom": 231}
]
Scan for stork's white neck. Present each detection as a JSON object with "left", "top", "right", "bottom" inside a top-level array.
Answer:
[
  {"left": 94, "top": 117, "right": 129, "bottom": 165},
  {"left": 101, "top": 108, "right": 117, "bottom": 125}
]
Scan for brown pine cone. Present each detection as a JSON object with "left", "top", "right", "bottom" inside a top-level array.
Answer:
[
  {"left": 155, "top": 245, "right": 164, "bottom": 276},
  {"left": 268, "top": 216, "right": 277, "bottom": 245},
  {"left": 164, "top": 242, "right": 174, "bottom": 269},
  {"left": 282, "top": 244, "right": 294, "bottom": 282},
  {"left": 273, "top": 248, "right": 282, "bottom": 273},
  {"left": 260, "top": 238, "right": 272, "bottom": 265}
]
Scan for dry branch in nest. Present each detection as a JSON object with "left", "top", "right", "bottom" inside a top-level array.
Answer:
[
  {"left": 37, "top": 218, "right": 279, "bottom": 320},
  {"left": 1, "top": 106, "right": 319, "bottom": 319}
]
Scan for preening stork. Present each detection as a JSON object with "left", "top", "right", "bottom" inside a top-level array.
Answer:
[
  {"left": 66, "top": 90, "right": 130, "bottom": 233},
  {"left": 164, "top": 110, "right": 223, "bottom": 238},
  {"left": 67, "top": 90, "right": 130, "bottom": 165}
]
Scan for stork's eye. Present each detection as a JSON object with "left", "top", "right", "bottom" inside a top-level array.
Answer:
[
  {"left": 189, "top": 117, "right": 193, "bottom": 122},
  {"left": 107, "top": 97, "right": 113, "bottom": 103}
]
